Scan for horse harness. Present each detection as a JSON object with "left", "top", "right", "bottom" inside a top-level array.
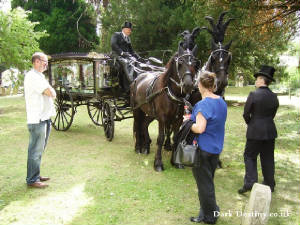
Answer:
[
  {"left": 205, "top": 42, "right": 232, "bottom": 73},
  {"left": 133, "top": 50, "right": 196, "bottom": 117},
  {"left": 133, "top": 74, "right": 185, "bottom": 115}
]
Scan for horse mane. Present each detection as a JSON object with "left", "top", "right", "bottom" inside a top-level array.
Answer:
[
  {"left": 162, "top": 53, "right": 178, "bottom": 86},
  {"left": 165, "top": 52, "right": 177, "bottom": 69}
]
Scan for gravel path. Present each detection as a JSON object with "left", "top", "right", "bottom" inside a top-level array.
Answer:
[
  {"left": 225, "top": 95, "right": 300, "bottom": 110},
  {"left": 1, "top": 93, "right": 299, "bottom": 110}
]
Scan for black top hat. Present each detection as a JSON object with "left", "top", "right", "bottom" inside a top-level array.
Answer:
[
  {"left": 254, "top": 65, "right": 275, "bottom": 81},
  {"left": 122, "top": 21, "right": 132, "bottom": 29}
]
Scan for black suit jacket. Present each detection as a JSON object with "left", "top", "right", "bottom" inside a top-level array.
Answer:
[
  {"left": 111, "top": 32, "right": 136, "bottom": 57},
  {"left": 243, "top": 86, "right": 279, "bottom": 140}
]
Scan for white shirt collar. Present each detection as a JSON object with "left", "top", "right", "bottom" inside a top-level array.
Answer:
[
  {"left": 122, "top": 31, "right": 128, "bottom": 39},
  {"left": 33, "top": 68, "right": 45, "bottom": 78}
]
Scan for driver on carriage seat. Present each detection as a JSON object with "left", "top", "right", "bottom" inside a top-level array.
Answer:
[{"left": 111, "top": 21, "right": 141, "bottom": 92}]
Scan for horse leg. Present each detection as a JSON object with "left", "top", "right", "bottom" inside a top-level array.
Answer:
[
  {"left": 141, "top": 116, "right": 153, "bottom": 154},
  {"left": 154, "top": 121, "right": 165, "bottom": 172},
  {"left": 170, "top": 120, "right": 185, "bottom": 169},
  {"left": 163, "top": 126, "right": 172, "bottom": 151},
  {"left": 171, "top": 120, "right": 181, "bottom": 151},
  {"left": 133, "top": 108, "right": 144, "bottom": 154}
]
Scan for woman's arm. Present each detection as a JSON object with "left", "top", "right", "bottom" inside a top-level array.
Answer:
[{"left": 191, "top": 112, "right": 207, "bottom": 134}]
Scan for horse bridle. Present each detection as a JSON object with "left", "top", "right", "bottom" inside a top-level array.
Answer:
[
  {"left": 203, "top": 44, "right": 232, "bottom": 95},
  {"left": 206, "top": 44, "right": 232, "bottom": 74},
  {"left": 170, "top": 49, "right": 197, "bottom": 94}
]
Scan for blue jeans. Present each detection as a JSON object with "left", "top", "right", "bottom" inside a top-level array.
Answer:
[{"left": 26, "top": 120, "right": 51, "bottom": 184}]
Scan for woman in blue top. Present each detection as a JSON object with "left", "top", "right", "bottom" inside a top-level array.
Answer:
[{"left": 186, "top": 71, "right": 227, "bottom": 224}]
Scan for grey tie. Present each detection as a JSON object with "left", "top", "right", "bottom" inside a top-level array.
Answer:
[{"left": 125, "top": 36, "right": 129, "bottom": 42}]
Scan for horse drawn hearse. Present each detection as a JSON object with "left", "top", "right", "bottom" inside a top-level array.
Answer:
[
  {"left": 47, "top": 52, "right": 164, "bottom": 141},
  {"left": 47, "top": 11, "right": 233, "bottom": 171}
]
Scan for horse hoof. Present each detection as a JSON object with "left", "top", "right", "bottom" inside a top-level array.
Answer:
[
  {"left": 135, "top": 148, "right": 142, "bottom": 154},
  {"left": 141, "top": 150, "right": 149, "bottom": 155},
  {"left": 141, "top": 146, "right": 150, "bottom": 154},
  {"left": 174, "top": 164, "right": 185, "bottom": 169},
  {"left": 154, "top": 165, "right": 164, "bottom": 172},
  {"left": 164, "top": 145, "right": 172, "bottom": 151}
]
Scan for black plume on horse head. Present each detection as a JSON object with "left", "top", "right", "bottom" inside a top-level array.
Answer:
[
  {"left": 178, "top": 40, "right": 198, "bottom": 57},
  {"left": 179, "top": 27, "right": 201, "bottom": 51},
  {"left": 202, "top": 11, "right": 234, "bottom": 44}
]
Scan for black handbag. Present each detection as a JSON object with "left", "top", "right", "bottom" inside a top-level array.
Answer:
[{"left": 174, "top": 128, "right": 198, "bottom": 167}]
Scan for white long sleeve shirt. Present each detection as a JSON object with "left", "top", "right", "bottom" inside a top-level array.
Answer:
[{"left": 24, "top": 69, "right": 56, "bottom": 124}]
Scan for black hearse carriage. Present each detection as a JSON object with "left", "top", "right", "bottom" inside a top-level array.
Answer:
[
  {"left": 48, "top": 52, "right": 129, "bottom": 141},
  {"left": 48, "top": 52, "right": 164, "bottom": 141}
]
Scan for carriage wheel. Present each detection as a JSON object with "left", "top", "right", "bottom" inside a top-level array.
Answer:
[
  {"left": 87, "top": 100, "right": 102, "bottom": 126},
  {"left": 102, "top": 102, "right": 115, "bottom": 141},
  {"left": 52, "top": 86, "right": 74, "bottom": 131}
]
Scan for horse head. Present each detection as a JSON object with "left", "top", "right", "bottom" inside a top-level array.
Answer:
[
  {"left": 168, "top": 43, "right": 198, "bottom": 95},
  {"left": 206, "top": 41, "right": 232, "bottom": 95}
]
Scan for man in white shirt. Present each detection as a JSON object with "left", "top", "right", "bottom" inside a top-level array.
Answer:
[{"left": 24, "top": 52, "right": 56, "bottom": 188}]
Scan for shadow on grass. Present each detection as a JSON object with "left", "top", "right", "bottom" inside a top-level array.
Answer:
[{"left": 226, "top": 100, "right": 245, "bottom": 107}]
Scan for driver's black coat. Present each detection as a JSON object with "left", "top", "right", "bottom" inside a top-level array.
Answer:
[{"left": 111, "top": 32, "right": 136, "bottom": 57}]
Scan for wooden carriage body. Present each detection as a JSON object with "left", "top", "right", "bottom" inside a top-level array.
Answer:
[{"left": 47, "top": 52, "right": 132, "bottom": 141}]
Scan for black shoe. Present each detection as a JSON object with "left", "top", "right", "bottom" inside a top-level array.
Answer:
[
  {"left": 262, "top": 181, "right": 275, "bottom": 192},
  {"left": 238, "top": 186, "right": 251, "bottom": 194},
  {"left": 190, "top": 209, "right": 204, "bottom": 223},
  {"left": 190, "top": 216, "right": 204, "bottom": 223},
  {"left": 191, "top": 216, "right": 217, "bottom": 224}
]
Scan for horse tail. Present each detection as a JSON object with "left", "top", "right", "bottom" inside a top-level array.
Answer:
[{"left": 130, "top": 79, "right": 137, "bottom": 109}]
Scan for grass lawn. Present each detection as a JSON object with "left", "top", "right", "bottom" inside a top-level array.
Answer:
[
  {"left": 225, "top": 86, "right": 256, "bottom": 96},
  {"left": 0, "top": 93, "right": 299, "bottom": 225}
]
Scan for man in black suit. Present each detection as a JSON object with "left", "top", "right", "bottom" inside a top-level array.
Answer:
[
  {"left": 111, "top": 21, "right": 140, "bottom": 91},
  {"left": 238, "top": 65, "right": 279, "bottom": 194}
]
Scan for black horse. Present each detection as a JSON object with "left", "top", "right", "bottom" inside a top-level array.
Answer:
[
  {"left": 161, "top": 28, "right": 203, "bottom": 151},
  {"left": 203, "top": 40, "right": 232, "bottom": 95},
  {"left": 171, "top": 13, "right": 233, "bottom": 168},
  {"left": 188, "top": 11, "right": 234, "bottom": 103},
  {"left": 131, "top": 44, "right": 198, "bottom": 171}
]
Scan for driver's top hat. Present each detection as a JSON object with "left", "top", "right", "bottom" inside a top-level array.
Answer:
[
  {"left": 122, "top": 21, "right": 132, "bottom": 29},
  {"left": 254, "top": 65, "right": 275, "bottom": 81}
]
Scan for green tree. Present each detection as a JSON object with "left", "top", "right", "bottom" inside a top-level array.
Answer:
[
  {"left": 100, "top": 0, "right": 299, "bottom": 82},
  {"left": 191, "top": 0, "right": 299, "bottom": 81},
  {"left": 12, "top": 0, "right": 99, "bottom": 54},
  {"left": 100, "top": 0, "right": 199, "bottom": 61},
  {"left": 0, "top": 7, "right": 47, "bottom": 71}
]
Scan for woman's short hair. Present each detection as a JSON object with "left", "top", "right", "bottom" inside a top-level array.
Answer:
[
  {"left": 260, "top": 76, "right": 272, "bottom": 86},
  {"left": 196, "top": 71, "right": 216, "bottom": 91}
]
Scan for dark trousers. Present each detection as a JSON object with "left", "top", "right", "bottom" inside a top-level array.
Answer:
[
  {"left": 243, "top": 139, "right": 275, "bottom": 190},
  {"left": 192, "top": 150, "right": 220, "bottom": 223},
  {"left": 117, "top": 56, "right": 135, "bottom": 92}
]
